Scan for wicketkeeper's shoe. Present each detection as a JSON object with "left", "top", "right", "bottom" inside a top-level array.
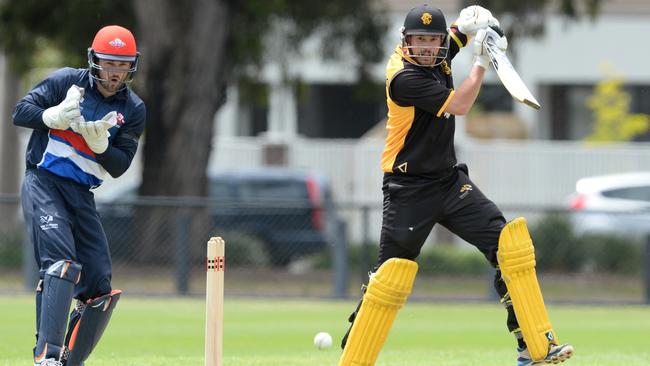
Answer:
[
  {"left": 34, "top": 359, "right": 63, "bottom": 366},
  {"left": 517, "top": 343, "right": 574, "bottom": 365}
]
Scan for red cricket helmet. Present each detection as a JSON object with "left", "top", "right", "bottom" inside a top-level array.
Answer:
[{"left": 87, "top": 25, "right": 140, "bottom": 90}]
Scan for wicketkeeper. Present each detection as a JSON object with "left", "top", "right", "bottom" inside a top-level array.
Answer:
[
  {"left": 13, "top": 25, "right": 145, "bottom": 366},
  {"left": 338, "top": 5, "right": 574, "bottom": 366}
]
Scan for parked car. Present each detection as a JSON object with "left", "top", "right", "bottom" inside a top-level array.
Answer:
[
  {"left": 567, "top": 172, "right": 650, "bottom": 236},
  {"left": 99, "top": 168, "right": 337, "bottom": 266}
]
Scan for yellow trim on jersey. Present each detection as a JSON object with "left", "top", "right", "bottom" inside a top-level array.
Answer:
[
  {"left": 436, "top": 89, "right": 455, "bottom": 117},
  {"left": 381, "top": 47, "right": 416, "bottom": 173},
  {"left": 450, "top": 30, "right": 464, "bottom": 49}
]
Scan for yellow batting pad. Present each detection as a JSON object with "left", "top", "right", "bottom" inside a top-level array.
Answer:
[
  {"left": 338, "top": 258, "right": 418, "bottom": 366},
  {"left": 497, "top": 217, "right": 557, "bottom": 361}
]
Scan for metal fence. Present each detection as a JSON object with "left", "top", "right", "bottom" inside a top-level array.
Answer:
[{"left": 1, "top": 194, "right": 649, "bottom": 304}]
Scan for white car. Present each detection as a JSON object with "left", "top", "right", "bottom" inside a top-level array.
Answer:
[{"left": 567, "top": 172, "right": 650, "bottom": 236}]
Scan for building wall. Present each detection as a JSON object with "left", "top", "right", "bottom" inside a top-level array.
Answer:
[{"left": 215, "top": 5, "right": 650, "bottom": 141}]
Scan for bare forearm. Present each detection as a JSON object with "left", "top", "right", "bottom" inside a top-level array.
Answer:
[{"left": 445, "top": 65, "right": 485, "bottom": 116}]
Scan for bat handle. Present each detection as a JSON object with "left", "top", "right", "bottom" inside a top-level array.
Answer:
[{"left": 489, "top": 24, "right": 505, "bottom": 37}]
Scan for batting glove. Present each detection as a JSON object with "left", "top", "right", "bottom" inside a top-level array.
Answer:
[
  {"left": 42, "top": 85, "right": 84, "bottom": 130},
  {"left": 71, "top": 111, "right": 117, "bottom": 154},
  {"left": 456, "top": 5, "right": 500, "bottom": 36},
  {"left": 473, "top": 29, "right": 491, "bottom": 69}
]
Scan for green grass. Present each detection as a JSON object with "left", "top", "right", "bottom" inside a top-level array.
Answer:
[{"left": 1, "top": 295, "right": 649, "bottom": 365}]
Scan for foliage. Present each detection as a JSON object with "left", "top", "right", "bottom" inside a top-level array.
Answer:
[
  {"left": 313, "top": 242, "right": 487, "bottom": 275},
  {"left": 0, "top": 229, "right": 23, "bottom": 268},
  {"left": 417, "top": 245, "right": 488, "bottom": 275},
  {"left": 218, "top": 230, "right": 270, "bottom": 267},
  {"left": 530, "top": 212, "right": 643, "bottom": 275},
  {"left": 230, "top": 0, "right": 389, "bottom": 78},
  {"left": 584, "top": 66, "right": 650, "bottom": 142},
  {"left": 580, "top": 234, "right": 643, "bottom": 275},
  {"left": 530, "top": 212, "right": 587, "bottom": 272},
  {"left": 0, "top": 0, "right": 136, "bottom": 74},
  {"left": 466, "top": 0, "right": 602, "bottom": 52},
  {"left": 0, "top": 0, "right": 387, "bottom": 79}
]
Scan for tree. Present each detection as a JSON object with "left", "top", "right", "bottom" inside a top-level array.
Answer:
[
  {"left": 0, "top": 0, "right": 389, "bottom": 261},
  {"left": 585, "top": 65, "right": 649, "bottom": 143},
  {"left": 0, "top": 0, "right": 603, "bottom": 262},
  {"left": 130, "top": 0, "right": 390, "bottom": 261},
  {"left": 465, "top": 0, "right": 602, "bottom": 51}
]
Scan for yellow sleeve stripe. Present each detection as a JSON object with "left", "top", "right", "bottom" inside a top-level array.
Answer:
[
  {"left": 450, "top": 31, "right": 464, "bottom": 49},
  {"left": 436, "top": 90, "right": 455, "bottom": 117}
]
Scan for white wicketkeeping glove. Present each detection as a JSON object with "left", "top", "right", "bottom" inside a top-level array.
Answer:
[
  {"left": 42, "top": 85, "right": 84, "bottom": 130},
  {"left": 456, "top": 5, "right": 500, "bottom": 36},
  {"left": 70, "top": 111, "right": 117, "bottom": 154}
]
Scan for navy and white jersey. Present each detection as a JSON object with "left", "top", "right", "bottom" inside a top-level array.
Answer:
[{"left": 13, "top": 67, "right": 145, "bottom": 188}]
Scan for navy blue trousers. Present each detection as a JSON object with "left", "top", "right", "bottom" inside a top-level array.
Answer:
[{"left": 22, "top": 168, "right": 112, "bottom": 301}]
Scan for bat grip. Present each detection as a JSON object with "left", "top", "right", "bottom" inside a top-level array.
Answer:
[{"left": 489, "top": 24, "right": 505, "bottom": 37}]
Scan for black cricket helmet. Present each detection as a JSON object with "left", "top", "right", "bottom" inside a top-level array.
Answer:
[{"left": 400, "top": 4, "right": 449, "bottom": 67}]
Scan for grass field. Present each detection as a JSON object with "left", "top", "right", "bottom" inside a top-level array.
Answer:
[{"left": 1, "top": 295, "right": 649, "bottom": 365}]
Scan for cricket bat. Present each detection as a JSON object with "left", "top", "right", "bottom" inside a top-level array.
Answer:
[{"left": 483, "top": 26, "right": 541, "bottom": 110}]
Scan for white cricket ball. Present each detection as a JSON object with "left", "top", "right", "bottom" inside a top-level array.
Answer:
[{"left": 313, "top": 331, "right": 333, "bottom": 350}]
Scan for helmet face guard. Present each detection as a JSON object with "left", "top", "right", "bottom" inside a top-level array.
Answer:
[
  {"left": 87, "top": 49, "right": 139, "bottom": 92},
  {"left": 400, "top": 30, "right": 449, "bottom": 67},
  {"left": 400, "top": 5, "right": 449, "bottom": 67},
  {"left": 87, "top": 25, "right": 139, "bottom": 92}
]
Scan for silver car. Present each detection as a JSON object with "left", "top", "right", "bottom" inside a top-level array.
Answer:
[{"left": 567, "top": 172, "right": 650, "bottom": 236}]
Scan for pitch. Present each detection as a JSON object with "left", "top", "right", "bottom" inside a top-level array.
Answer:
[{"left": 1, "top": 295, "right": 648, "bottom": 365}]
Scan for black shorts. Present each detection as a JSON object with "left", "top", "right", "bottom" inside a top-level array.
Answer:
[{"left": 377, "top": 164, "right": 506, "bottom": 268}]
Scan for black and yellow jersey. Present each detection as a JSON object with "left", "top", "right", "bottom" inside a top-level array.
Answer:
[{"left": 381, "top": 26, "right": 468, "bottom": 175}]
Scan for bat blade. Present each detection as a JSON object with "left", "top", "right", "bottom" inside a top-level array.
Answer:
[{"left": 484, "top": 34, "right": 540, "bottom": 110}]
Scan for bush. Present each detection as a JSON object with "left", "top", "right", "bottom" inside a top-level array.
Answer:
[
  {"left": 579, "top": 234, "right": 642, "bottom": 275},
  {"left": 215, "top": 231, "right": 270, "bottom": 267},
  {"left": 0, "top": 229, "right": 23, "bottom": 268},
  {"left": 530, "top": 213, "right": 587, "bottom": 272},
  {"left": 313, "top": 242, "right": 487, "bottom": 275},
  {"left": 313, "top": 212, "right": 645, "bottom": 276},
  {"left": 417, "top": 245, "right": 488, "bottom": 275},
  {"left": 311, "top": 242, "right": 378, "bottom": 272},
  {"left": 530, "top": 212, "right": 642, "bottom": 275}
]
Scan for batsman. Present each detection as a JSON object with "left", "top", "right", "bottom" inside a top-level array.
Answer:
[
  {"left": 339, "top": 4, "right": 574, "bottom": 366},
  {"left": 13, "top": 25, "right": 145, "bottom": 366}
]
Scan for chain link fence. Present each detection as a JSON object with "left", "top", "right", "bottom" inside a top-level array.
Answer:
[{"left": 1, "top": 194, "right": 649, "bottom": 304}]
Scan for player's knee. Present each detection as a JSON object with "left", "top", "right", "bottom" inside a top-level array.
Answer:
[
  {"left": 94, "top": 277, "right": 113, "bottom": 299},
  {"left": 45, "top": 259, "right": 82, "bottom": 283},
  {"left": 388, "top": 231, "right": 423, "bottom": 256},
  {"left": 79, "top": 269, "right": 112, "bottom": 301}
]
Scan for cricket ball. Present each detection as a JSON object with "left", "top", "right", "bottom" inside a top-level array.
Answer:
[{"left": 313, "top": 331, "right": 333, "bottom": 350}]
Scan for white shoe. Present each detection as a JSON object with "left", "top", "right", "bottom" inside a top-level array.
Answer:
[
  {"left": 517, "top": 343, "right": 574, "bottom": 365},
  {"left": 35, "top": 359, "right": 63, "bottom": 366}
]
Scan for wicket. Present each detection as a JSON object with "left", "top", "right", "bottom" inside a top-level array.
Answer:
[{"left": 205, "top": 237, "right": 225, "bottom": 366}]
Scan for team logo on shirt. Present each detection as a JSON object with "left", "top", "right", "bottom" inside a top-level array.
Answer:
[
  {"left": 421, "top": 13, "right": 432, "bottom": 25},
  {"left": 459, "top": 184, "right": 473, "bottom": 199},
  {"left": 116, "top": 112, "right": 125, "bottom": 126}
]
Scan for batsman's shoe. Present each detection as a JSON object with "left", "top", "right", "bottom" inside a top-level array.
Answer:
[
  {"left": 517, "top": 343, "right": 574, "bottom": 366},
  {"left": 34, "top": 359, "right": 63, "bottom": 366}
]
